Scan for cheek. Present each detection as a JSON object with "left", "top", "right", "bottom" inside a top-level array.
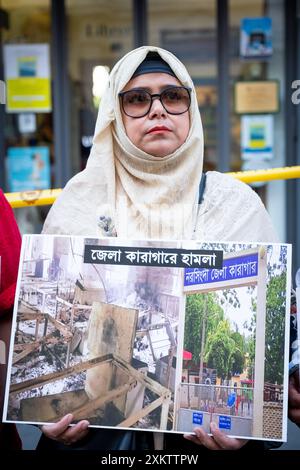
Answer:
[
  {"left": 122, "top": 116, "right": 141, "bottom": 146},
  {"left": 178, "top": 115, "right": 190, "bottom": 143}
]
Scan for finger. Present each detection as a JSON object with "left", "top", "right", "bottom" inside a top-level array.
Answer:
[
  {"left": 41, "top": 413, "right": 74, "bottom": 439},
  {"left": 60, "top": 420, "right": 90, "bottom": 445},
  {"left": 183, "top": 433, "right": 203, "bottom": 447},
  {"left": 210, "top": 422, "right": 248, "bottom": 450},
  {"left": 193, "top": 427, "right": 222, "bottom": 450}
]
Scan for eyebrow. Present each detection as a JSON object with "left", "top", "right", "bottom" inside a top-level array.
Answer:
[{"left": 125, "top": 85, "right": 180, "bottom": 93}]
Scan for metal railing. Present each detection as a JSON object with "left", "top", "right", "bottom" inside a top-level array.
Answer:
[
  {"left": 5, "top": 165, "right": 300, "bottom": 209},
  {"left": 179, "top": 381, "right": 283, "bottom": 419},
  {"left": 180, "top": 383, "right": 254, "bottom": 418},
  {"left": 264, "top": 382, "right": 284, "bottom": 403}
]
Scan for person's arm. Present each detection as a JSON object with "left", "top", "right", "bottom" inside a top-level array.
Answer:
[
  {"left": 0, "top": 313, "right": 13, "bottom": 433},
  {"left": 0, "top": 191, "right": 22, "bottom": 447},
  {"left": 0, "top": 190, "right": 21, "bottom": 316},
  {"left": 0, "top": 189, "right": 22, "bottom": 414},
  {"left": 289, "top": 372, "right": 300, "bottom": 424}
]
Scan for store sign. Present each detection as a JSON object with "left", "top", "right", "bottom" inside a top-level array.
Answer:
[
  {"left": 240, "top": 17, "right": 272, "bottom": 58},
  {"left": 82, "top": 22, "right": 132, "bottom": 41},
  {"left": 6, "top": 146, "right": 51, "bottom": 192},
  {"left": 234, "top": 81, "right": 279, "bottom": 114},
  {"left": 18, "top": 113, "right": 37, "bottom": 134},
  {"left": 3, "top": 44, "right": 52, "bottom": 113},
  {"left": 241, "top": 115, "right": 274, "bottom": 161}
]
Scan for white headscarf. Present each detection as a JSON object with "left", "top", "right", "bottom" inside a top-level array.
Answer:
[
  {"left": 43, "top": 46, "right": 277, "bottom": 243},
  {"left": 43, "top": 46, "right": 203, "bottom": 239}
]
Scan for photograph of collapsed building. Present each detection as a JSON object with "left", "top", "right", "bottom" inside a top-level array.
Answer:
[{"left": 4, "top": 235, "right": 183, "bottom": 432}]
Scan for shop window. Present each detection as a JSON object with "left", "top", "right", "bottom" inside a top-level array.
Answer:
[
  {"left": 1, "top": 0, "right": 52, "bottom": 234},
  {"left": 66, "top": 0, "right": 133, "bottom": 172},
  {"left": 148, "top": 0, "right": 217, "bottom": 172}
]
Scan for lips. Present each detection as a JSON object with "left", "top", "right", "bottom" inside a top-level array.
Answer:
[{"left": 146, "top": 126, "right": 172, "bottom": 134}]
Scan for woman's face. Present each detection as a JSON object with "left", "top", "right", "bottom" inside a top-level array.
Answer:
[{"left": 120, "top": 73, "right": 190, "bottom": 157}]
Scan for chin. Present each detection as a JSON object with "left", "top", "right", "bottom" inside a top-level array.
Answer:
[
  {"left": 146, "top": 145, "right": 176, "bottom": 158},
  {"left": 152, "top": 151, "right": 169, "bottom": 158}
]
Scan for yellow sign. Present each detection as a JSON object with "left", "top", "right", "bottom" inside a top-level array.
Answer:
[
  {"left": 7, "top": 77, "right": 51, "bottom": 112},
  {"left": 4, "top": 44, "right": 52, "bottom": 113}
]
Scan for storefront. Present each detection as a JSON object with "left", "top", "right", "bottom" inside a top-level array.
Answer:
[{"left": 0, "top": 0, "right": 299, "bottom": 265}]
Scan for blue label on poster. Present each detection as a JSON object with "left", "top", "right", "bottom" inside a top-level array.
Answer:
[
  {"left": 7, "top": 146, "right": 51, "bottom": 192},
  {"left": 192, "top": 412, "right": 203, "bottom": 425},
  {"left": 184, "top": 253, "right": 258, "bottom": 287},
  {"left": 219, "top": 416, "right": 231, "bottom": 430}
]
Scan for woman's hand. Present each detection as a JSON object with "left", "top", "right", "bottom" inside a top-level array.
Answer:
[
  {"left": 40, "top": 414, "right": 89, "bottom": 446},
  {"left": 184, "top": 422, "right": 248, "bottom": 450},
  {"left": 288, "top": 371, "right": 300, "bottom": 424}
]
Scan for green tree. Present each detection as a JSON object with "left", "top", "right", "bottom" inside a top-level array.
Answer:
[
  {"left": 230, "top": 331, "right": 246, "bottom": 376},
  {"left": 185, "top": 293, "right": 248, "bottom": 380},
  {"left": 205, "top": 319, "right": 236, "bottom": 380},
  {"left": 184, "top": 293, "right": 223, "bottom": 364},
  {"left": 265, "top": 272, "right": 286, "bottom": 383},
  {"left": 244, "top": 272, "right": 287, "bottom": 384}
]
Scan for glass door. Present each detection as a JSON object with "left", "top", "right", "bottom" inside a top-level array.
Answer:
[{"left": 148, "top": 0, "right": 218, "bottom": 171}]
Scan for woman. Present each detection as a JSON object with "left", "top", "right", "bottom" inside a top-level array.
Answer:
[
  {"left": 0, "top": 190, "right": 22, "bottom": 450},
  {"left": 39, "top": 46, "right": 278, "bottom": 451}
]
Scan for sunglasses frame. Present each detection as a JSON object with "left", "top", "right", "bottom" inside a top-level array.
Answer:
[{"left": 119, "top": 86, "right": 192, "bottom": 118}]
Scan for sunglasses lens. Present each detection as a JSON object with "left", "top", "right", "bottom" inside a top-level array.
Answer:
[
  {"left": 162, "top": 87, "right": 190, "bottom": 114},
  {"left": 122, "top": 90, "right": 150, "bottom": 117}
]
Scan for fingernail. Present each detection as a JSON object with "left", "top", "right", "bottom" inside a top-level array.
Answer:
[
  {"left": 210, "top": 422, "right": 217, "bottom": 431},
  {"left": 183, "top": 433, "right": 193, "bottom": 440},
  {"left": 80, "top": 421, "right": 89, "bottom": 430},
  {"left": 66, "top": 414, "right": 73, "bottom": 422}
]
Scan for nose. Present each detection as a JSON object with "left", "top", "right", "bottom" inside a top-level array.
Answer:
[{"left": 148, "top": 96, "right": 167, "bottom": 119}]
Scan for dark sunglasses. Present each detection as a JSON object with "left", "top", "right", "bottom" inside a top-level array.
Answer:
[{"left": 119, "top": 86, "right": 192, "bottom": 118}]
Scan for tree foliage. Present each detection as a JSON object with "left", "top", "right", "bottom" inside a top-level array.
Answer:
[
  {"left": 230, "top": 331, "right": 246, "bottom": 376},
  {"left": 184, "top": 293, "right": 246, "bottom": 380},
  {"left": 265, "top": 272, "right": 286, "bottom": 383},
  {"left": 245, "top": 272, "right": 287, "bottom": 384},
  {"left": 184, "top": 293, "right": 223, "bottom": 363},
  {"left": 184, "top": 244, "right": 287, "bottom": 385},
  {"left": 205, "top": 320, "right": 235, "bottom": 380}
]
